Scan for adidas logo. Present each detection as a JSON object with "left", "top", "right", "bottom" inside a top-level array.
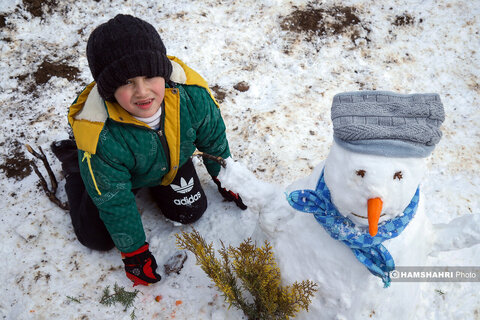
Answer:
[
  {"left": 171, "top": 177, "right": 194, "bottom": 194},
  {"left": 174, "top": 192, "right": 202, "bottom": 206}
]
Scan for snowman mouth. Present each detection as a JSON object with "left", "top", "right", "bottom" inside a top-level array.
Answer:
[{"left": 350, "top": 212, "right": 386, "bottom": 219}]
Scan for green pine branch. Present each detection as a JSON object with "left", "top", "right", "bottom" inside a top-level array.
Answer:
[
  {"left": 100, "top": 283, "right": 139, "bottom": 313},
  {"left": 176, "top": 228, "right": 318, "bottom": 320},
  {"left": 66, "top": 295, "right": 81, "bottom": 303}
]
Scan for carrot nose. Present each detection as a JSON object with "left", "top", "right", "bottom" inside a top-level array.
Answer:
[{"left": 367, "top": 198, "right": 383, "bottom": 237}]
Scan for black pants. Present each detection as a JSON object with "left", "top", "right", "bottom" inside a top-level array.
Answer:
[{"left": 66, "top": 158, "right": 207, "bottom": 251}]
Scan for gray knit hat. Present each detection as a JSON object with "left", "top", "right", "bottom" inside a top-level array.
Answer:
[{"left": 331, "top": 91, "right": 445, "bottom": 158}]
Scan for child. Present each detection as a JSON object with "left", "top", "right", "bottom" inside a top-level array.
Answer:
[{"left": 52, "top": 14, "right": 246, "bottom": 286}]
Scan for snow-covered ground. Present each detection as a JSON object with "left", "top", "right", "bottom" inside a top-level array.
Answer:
[{"left": 0, "top": 0, "right": 478, "bottom": 319}]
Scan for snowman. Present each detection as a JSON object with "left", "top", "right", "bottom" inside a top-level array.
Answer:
[
  {"left": 287, "top": 91, "right": 444, "bottom": 282},
  {"left": 218, "top": 91, "right": 479, "bottom": 319}
]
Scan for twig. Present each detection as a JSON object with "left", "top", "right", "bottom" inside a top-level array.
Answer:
[
  {"left": 26, "top": 145, "right": 58, "bottom": 190},
  {"left": 193, "top": 151, "right": 227, "bottom": 168},
  {"left": 25, "top": 144, "right": 69, "bottom": 211}
]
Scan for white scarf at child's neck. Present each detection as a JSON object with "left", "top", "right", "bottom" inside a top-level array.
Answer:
[{"left": 133, "top": 106, "right": 162, "bottom": 130}]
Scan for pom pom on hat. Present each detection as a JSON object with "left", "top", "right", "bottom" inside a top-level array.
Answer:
[
  {"left": 86, "top": 14, "right": 172, "bottom": 101},
  {"left": 331, "top": 91, "right": 445, "bottom": 158}
]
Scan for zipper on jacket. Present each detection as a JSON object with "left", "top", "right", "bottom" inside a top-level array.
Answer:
[{"left": 157, "top": 101, "right": 170, "bottom": 172}]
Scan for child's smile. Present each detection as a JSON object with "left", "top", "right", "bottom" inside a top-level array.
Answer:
[{"left": 135, "top": 98, "right": 155, "bottom": 110}]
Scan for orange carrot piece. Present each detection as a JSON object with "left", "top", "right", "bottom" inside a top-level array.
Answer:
[{"left": 367, "top": 198, "right": 383, "bottom": 237}]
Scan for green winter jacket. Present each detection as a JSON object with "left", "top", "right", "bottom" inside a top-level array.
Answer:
[{"left": 67, "top": 57, "right": 230, "bottom": 252}]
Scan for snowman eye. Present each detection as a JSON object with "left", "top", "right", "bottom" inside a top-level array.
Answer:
[
  {"left": 393, "top": 171, "right": 403, "bottom": 180},
  {"left": 356, "top": 170, "right": 366, "bottom": 178}
]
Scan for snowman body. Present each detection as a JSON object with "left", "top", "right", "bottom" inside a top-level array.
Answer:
[{"left": 259, "top": 141, "right": 435, "bottom": 319}]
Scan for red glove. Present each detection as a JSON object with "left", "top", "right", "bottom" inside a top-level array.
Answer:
[
  {"left": 121, "top": 243, "right": 161, "bottom": 286},
  {"left": 212, "top": 176, "right": 247, "bottom": 210}
]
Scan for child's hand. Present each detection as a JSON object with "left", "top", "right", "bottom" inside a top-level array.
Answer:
[
  {"left": 212, "top": 176, "right": 248, "bottom": 210},
  {"left": 121, "top": 243, "right": 162, "bottom": 286}
]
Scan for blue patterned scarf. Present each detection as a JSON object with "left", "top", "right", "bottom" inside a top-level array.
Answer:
[{"left": 287, "top": 169, "right": 420, "bottom": 288}]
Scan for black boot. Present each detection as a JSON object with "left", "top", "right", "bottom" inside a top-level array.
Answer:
[{"left": 51, "top": 139, "right": 80, "bottom": 176}]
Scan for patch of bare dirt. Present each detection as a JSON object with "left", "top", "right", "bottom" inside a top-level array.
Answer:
[
  {"left": 0, "top": 14, "right": 6, "bottom": 28},
  {"left": 22, "top": 0, "right": 58, "bottom": 18},
  {"left": 468, "top": 82, "right": 480, "bottom": 94},
  {"left": 33, "top": 60, "right": 80, "bottom": 85},
  {"left": 211, "top": 85, "right": 227, "bottom": 103},
  {"left": 280, "top": 4, "right": 370, "bottom": 45},
  {"left": 0, "top": 141, "right": 32, "bottom": 181},
  {"left": 393, "top": 13, "right": 415, "bottom": 26},
  {"left": 15, "top": 60, "right": 80, "bottom": 96}
]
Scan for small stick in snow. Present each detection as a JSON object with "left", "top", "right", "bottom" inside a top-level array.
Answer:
[
  {"left": 193, "top": 151, "right": 227, "bottom": 168},
  {"left": 25, "top": 144, "right": 69, "bottom": 211},
  {"left": 26, "top": 144, "right": 58, "bottom": 191}
]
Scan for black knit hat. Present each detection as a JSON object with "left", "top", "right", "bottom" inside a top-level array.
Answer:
[{"left": 87, "top": 14, "right": 172, "bottom": 101}]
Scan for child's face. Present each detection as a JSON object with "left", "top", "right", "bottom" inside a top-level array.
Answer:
[{"left": 114, "top": 76, "right": 165, "bottom": 118}]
